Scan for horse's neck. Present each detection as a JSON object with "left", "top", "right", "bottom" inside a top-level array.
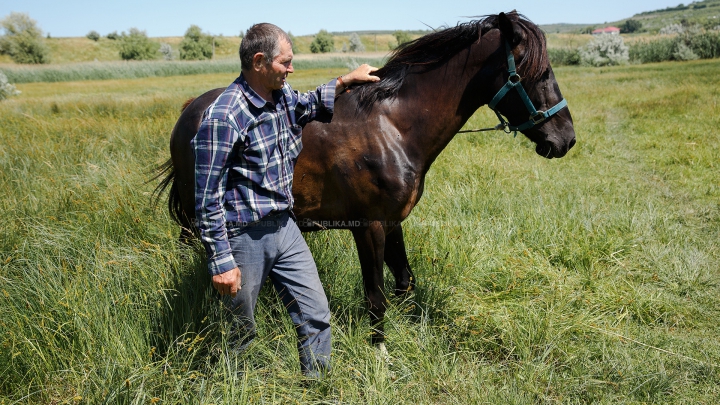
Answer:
[{"left": 391, "top": 38, "right": 500, "bottom": 173}]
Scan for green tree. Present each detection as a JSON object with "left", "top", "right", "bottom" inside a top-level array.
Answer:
[
  {"left": 86, "top": 30, "right": 100, "bottom": 41},
  {"left": 0, "top": 12, "right": 50, "bottom": 64},
  {"left": 310, "top": 29, "right": 334, "bottom": 53},
  {"left": 287, "top": 31, "right": 299, "bottom": 53},
  {"left": 620, "top": 19, "right": 642, "bottom": 33},
  {"left": 179, "top": 25, "right": 213, "bottom": 60},
  {"left": 393, "top": 30, "right": 412, "bottom": 47},
  {"left": 118, "top": 28, "right": 159, "bottom": 60}
]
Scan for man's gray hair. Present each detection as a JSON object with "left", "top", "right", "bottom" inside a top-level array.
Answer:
[{"left": 240, "top": 23, "right": 292, "bottom": 71}]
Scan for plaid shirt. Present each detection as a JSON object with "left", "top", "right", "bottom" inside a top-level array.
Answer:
[{"left": 192, "top": 74, "right": 337, "bottom": 275}]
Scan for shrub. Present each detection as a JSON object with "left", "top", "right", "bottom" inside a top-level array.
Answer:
[
  {"left": 673, "top": 42, "right": 699, "bottom": 60},
  {"left": 630, "top": 37, "right": 675, "bottom": 63},
  {"left": 548, "top": 48, "right": 581, "bottom": 66},
  {"left": 686, "top": 31, "right": 720, "bottom": 59},
  {"left": 630, "top": 30, "right": 720, "bottom": 63},
  {"left": 0, "top": 12, "right": 50, "bottom": 64},
  {"left": 620, "top": 19, "right": 642, "bottom": 33},
  {"left": 106, "top": 31, "right": 119, "bottom": 40},
  {"left": 310, "top": 30, "right": 333, "bottom": 53},
  {"left": 179, "top": 25, "right": 213, "bottom": 60},
  {"left": 118, "top": 28, "right": 159, "bottom": 60},
  {"left": 580, "top": 34, "right": 629, "bottom": 66},
  {"left": 86, "top": 30, "right": 100, "bottom": 41},
  {"left": 159, "top": 43, "right": 173, "bottom": 60},
  {"left": 0, "top": 71, "right": 20, "bottom": 100},
  {"left": 392, "top": 31, "right": 412, "bottom": 49},
  {"left": 348, "top": 33, "right": 365, "bottom": 52},
  {"left": 660, "top": 24, "right": 685, "bottom": 35}
]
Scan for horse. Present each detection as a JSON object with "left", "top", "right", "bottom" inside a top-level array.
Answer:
[{"left": 154, "top": 11, "right": 576, "bottom": 350}]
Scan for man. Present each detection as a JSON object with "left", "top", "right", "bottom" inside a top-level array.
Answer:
[{"left": 192, "top": 23, "right": 379, "bottom": 377}]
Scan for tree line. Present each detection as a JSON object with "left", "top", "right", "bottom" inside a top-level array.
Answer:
[{"left": 0, "top": 12, "right": 421, "bottom": 64}]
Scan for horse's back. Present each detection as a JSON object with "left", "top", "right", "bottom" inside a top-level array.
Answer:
[{"left": 170, "top": 88, "right": 225, "bottom": 223}]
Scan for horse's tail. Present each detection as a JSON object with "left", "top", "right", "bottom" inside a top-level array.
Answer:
[
  {"left": 150, "top": 159, "right": 184, "bottom": 226},
  {"left": 149, "top": 96, "right": 199, "bottom": 226}
]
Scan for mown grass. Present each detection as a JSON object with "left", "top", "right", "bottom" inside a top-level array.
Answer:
[{"left": 0, "top": 59, "right": 719, "bottom": 404}]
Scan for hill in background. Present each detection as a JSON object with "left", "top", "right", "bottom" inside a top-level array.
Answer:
[{"left": 541, "top": 0, "right": 720, "bottom": 34}]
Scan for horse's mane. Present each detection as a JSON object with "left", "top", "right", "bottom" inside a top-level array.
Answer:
[{"left": 353, "top": 11, "right": 547, "bottom": 111}]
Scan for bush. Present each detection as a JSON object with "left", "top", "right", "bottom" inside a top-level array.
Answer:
[
  {"left": 686, "top": 31, "right": 720, "bottom": 59},
  {"left": 580, "top": 34, "right": 629, "bottom": 66},
  {"left": 86, "top": 30, "right": 100, "bottom": 42},
  {"left": 310, "top": 30, "right": 333, "bottom": 53},
  {"left": 660, "top": 24, "right": 685, "bottom": 35},
  {"left": 630, "top": 30, "right": 720, "bottom": 63},
  {"left": 391, "top": 30, "right": 412, "bottom": 50},
  {"left": 118, "top": 28, "right": 159, "bottom": 61},
  {"left": 348, "top": 33, "right": 365, "bottom": 52},
  {"left": 673, "top": 42, "right": 699, "bottom": 60},
  {"left": 106, "top": 31, "right": 119, "bottom": 40},
  {"left": 620, "top": 19, "right": 642, "bottom": 33},
  {"left": 159, "top": 43, "right": 173, "bottom": 60},
  {"left": 630, "top": 37, "right": 676, "bottom": 63},
  {"left": 179, "top": 25, "right": 213, "bottom": 60},
  {"left": 0, "top": 71, "right": 20, "bottom": 100},
  {"left": 548, "top": 48, "right": 581, "bottom": 66},
  {"left": 0, "top": 12, "right": 50, "bottom": 64}
]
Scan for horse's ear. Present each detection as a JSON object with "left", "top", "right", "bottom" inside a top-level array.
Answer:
[{"left": 498, "top": 12, "right": 523, "bottom": 48}]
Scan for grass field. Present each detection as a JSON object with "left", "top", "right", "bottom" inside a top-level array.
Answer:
[{"left": 0, "top": 57, "right": 719, "bottom": 404}]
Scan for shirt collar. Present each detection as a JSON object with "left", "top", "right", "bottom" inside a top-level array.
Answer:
[{"left": 237, "top": 73, "right": 270, "bottom": 109}]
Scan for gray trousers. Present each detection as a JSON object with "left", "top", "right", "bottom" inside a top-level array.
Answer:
[{"left": 225, "top": 211, "right": 331, "bottom": 377}]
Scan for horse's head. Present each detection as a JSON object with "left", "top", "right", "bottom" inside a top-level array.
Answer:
[{"left": 485, "top": 12, "right": 576, "bottom": 159}]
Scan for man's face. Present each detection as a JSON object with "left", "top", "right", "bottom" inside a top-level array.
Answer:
[{"left": 261, "top": 38, "right": 294, "bottom": 91}]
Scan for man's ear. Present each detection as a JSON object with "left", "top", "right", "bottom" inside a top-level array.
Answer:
[
  {"left": 252, "top": 52, "right": 265, "bottom": 71},
  {"left": 498, "top": 11, "right": 523, "bottom": 48}
]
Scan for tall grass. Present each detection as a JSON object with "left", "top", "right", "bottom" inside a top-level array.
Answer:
[
  {"left": 1, "top": 60, "right": 719, "bottom": 403},
  {"left": 0, "top": 57, "right": 386, "bottom": 84}
]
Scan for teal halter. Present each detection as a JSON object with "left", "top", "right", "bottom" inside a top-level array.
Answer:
[{"left": 488, "top": 41, "right": 568, "bottom": 135}]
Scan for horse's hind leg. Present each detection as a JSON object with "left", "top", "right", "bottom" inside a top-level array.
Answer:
[
  {"left": 384, "top": 224, "right": 416, "bottom": 296},
  {"left": 352, "top": 221, "right": 387, "bottom": 346}
]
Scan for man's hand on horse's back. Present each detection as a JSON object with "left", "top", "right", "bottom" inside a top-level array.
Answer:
[
  {"left": 345, "top": 64, "right": 381, "bottom": 86},
  {"left": 212, "top": 267, "right": 241, "bottom": 297}
]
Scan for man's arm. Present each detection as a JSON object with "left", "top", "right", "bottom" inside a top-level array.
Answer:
[
  {"left": 193, "top": 117, "right": 242, "bottom": 295},
  {"left": 290, "top": 64, "right": 381, "bottom": 127}
]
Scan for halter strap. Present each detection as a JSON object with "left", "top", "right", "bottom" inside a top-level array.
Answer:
[{"left": 487, "top": 41, "right": 568, "bottom": 135}]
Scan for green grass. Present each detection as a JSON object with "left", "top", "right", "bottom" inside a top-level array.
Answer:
[
  {"left": 1, "top": 59, "right": 719, "bottom": 403},
  {"left": 0, "top": 57, "right": 386, "bottom": 84}
]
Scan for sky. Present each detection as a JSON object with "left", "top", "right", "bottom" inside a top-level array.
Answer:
[{"left": 1, "top": 0, "right": 690, "bottom": 37}]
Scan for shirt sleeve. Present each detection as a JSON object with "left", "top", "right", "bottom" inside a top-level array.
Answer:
[
  {"left": 292, "top": 78, "right": 338, "bottom": 127},
  {"left": 192, "top": 117, "right": 241, "bottom": 275}
]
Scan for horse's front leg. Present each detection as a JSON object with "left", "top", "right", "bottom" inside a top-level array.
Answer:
[
  {"left": 384, "top": 224, "right": 416, "bottom": 296},
  {"left": 351, "top": 221, "right": 387, "bottom": 347}
]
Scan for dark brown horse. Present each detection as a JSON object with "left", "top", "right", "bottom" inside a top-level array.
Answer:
[{"left": 155, "top": 12, "right": 576, "bottom": 348}]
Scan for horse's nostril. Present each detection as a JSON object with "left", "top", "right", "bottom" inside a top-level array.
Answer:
[{"left": 569, "top": 138, "right": 576, "bottom": 149}]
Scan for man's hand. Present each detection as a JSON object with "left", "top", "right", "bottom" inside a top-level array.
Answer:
[
  {"left": 336, "top": 64, "right": 380, "bottom": 94},
  {"left": 212, "top": 267, "right": 241, "bottom": 296}
]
